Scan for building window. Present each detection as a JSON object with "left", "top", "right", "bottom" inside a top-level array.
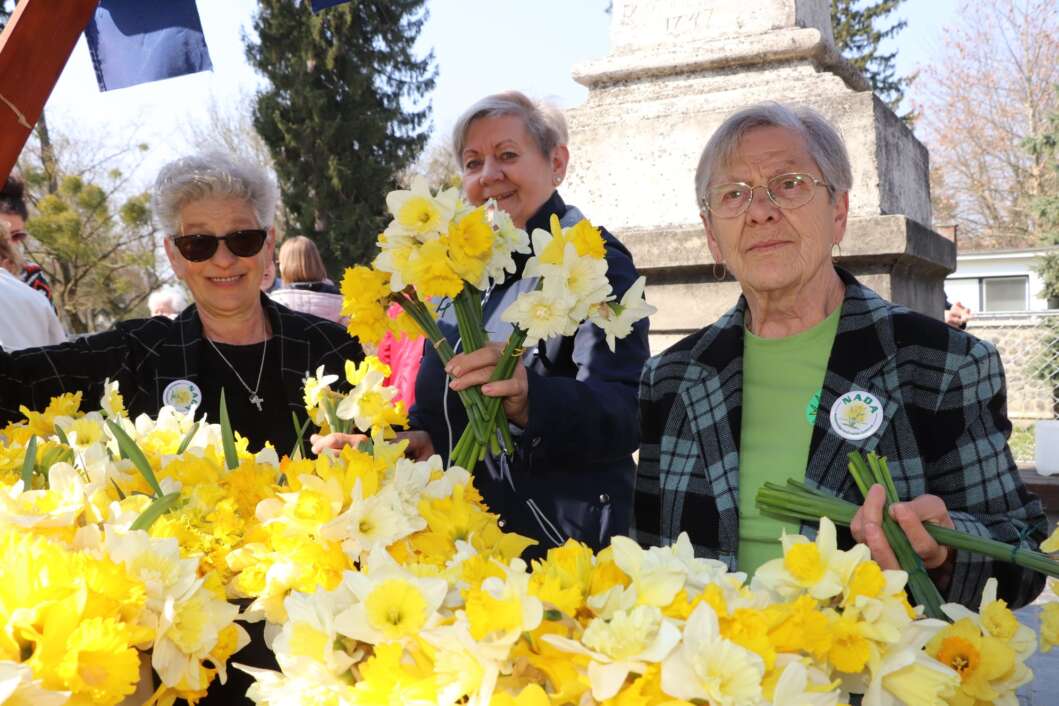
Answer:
[{"left": 981, "top": 276, "right": 1029, "bottom": 312}]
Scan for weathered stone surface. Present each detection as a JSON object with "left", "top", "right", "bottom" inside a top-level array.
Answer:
[{"left": 562, "top": 0, "right": 953, "bottom": 352}]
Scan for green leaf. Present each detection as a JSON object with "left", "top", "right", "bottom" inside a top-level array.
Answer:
[
  {"left": 105, "top": 419, "right": 164, "bottom": 497},
  {"left": 53, "top": 423, "right": 71, "bottom": 446},
  {"left": 219, "top": 388, "right": 240, "bottom": 471},
  {"left": 20, "top": 436, "right": 37, "bottom": 487},
  {"left": 110, "top": 478, "right": 127, "bottom": 500},
  {"left": 176, "top": 421, "right": 200, "bottom": 455},
  {"left": 291, "top": 412, "right": 313, "bottom": 460},
  {"left": 543, "top": 609, "right": 563, "bottom": 621},
  {"left": 130, "top": 492, "right": 183, "bottom": 531}
]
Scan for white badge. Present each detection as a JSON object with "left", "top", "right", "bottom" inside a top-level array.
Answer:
[
  {"left": 829, "top": 389, "right": 885, "bottom": 441},
  {"left": 162, "top": 379, "right": 202, "bottom": 414}
]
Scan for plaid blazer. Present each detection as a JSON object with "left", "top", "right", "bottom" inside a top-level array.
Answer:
[
  {"left": 0, "top": 294, "right": 362, "bottom": 425},
  {"left": 633, "top": 269, "right": 1047, "bottom": 609}
]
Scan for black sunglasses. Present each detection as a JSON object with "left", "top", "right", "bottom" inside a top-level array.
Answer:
[{"left": 171, "top": 229, "right": 268, "bottom": 262}]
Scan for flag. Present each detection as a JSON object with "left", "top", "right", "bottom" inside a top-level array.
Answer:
[
  {"left": 311, "top": 0, "right": 351, "bottom": 11},
  {"left": 84, "top": 0, "right": 213, "bottom": 92}
]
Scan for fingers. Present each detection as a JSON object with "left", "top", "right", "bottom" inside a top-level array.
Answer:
[
  {"left": 851, "top": 485, "right": 898, "bottom": 570},
  {"left": 310, "top": 432, "right": 368, "bottom": 455},
  {"left": 890, "top": 495, "right": 953, "bottom": 569},
  {"left": 445, "top": 344, "right": 503, "bottom": 378}
]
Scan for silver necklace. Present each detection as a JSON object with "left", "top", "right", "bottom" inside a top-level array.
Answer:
[{"left": 206, "top": 336, "right": 268, "bottom": 412}]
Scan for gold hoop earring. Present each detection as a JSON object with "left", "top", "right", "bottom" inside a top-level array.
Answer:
[
  {"left": 832, "top": 243, "right": 842, "bottom": 259},
  {"left": 713, "top": 262, "right": 725, "bottom": 281}
]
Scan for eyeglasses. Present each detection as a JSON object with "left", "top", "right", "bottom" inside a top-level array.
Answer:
[
  {"left": 171, "top": 229, "right": 267, "bottom": 262},
  {"left": 9, "top": 230, "right": 27, "bottom": 242},
  {"left": 703, "top": 172, "right": 833, "bottom": 218}
]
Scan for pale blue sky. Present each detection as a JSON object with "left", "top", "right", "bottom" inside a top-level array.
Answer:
[{"left": 41, "top": 0, "right": 958, "bottom": 186}]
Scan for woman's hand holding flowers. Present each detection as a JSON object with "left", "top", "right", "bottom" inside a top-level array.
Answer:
[{"left": 446, "top": 342, "right": 530, "bottom": 428}]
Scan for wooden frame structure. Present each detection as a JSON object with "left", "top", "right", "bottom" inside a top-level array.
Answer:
[{"left": 0, "top": 0, "right": 100, "bottom": 180}]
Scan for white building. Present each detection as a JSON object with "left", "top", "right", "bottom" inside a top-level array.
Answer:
[{"left": 944, "top": 246, "right": 1059, "bottom": 314}]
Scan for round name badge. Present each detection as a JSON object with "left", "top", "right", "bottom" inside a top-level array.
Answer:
[
  {"left": 829, "top": 389, "right": 885, "bottom": 441},
  {"left": 162, "top": 379, "right": 202, "bottom": 414}
]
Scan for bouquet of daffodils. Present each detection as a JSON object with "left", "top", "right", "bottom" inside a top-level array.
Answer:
[{"left": 340, "top": 177, "right": 654, "bottom": 469}]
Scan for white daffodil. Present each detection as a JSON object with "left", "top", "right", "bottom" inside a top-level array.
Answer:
[
  {"left": 661, "top": 602, "right": 765, "bottom": 706},
  {"left": 942, "top": 577, "right": 1037, "bottom": 660},
  {"left": 321, "top": 483, "right": 423, "bottom": 562},
  {"left": 588, "top": 275, "right": 657, "bottom": 352},
  {"left": 272, "top": 589, "right": 356, "bottom": 678},
  {"left": 501, "top": 285, "right": 579, "bottom": 345},
  {"left": 483, "top": 203, "right": 530, "bottom": 286},
  {"left": 536, "top": 243, "right": 611, "bottom": 321},
  {"left": 863, "top": 619, "right": 956, "bottom": 706},
  {"left": 0, "top": 660, "right": 69, "bottom": 706},
  {"left": 236, "top": 664, "right": 358, "bottom": 706},
  {"left": 153, "top": 580, "right": 247, "bottom": 690},
  {"left": 104, "top": 528, "right": 200, "bottom": 619},
  {"left": 303, "top": 365, "right": 340, "bottom": 410},
  {"left": 544, "top": 604, "right": 681, "bottom": 701},
  {"left": 100, "top": 377, "right": 126, "bottom": 418},
  {"left": 335, "top": 368, "right": 400, "bottom": 432},
  {"left": 0, "top": 463, "right": 86, "bottom": 529},
  {"left": 334, "top": 548, "right": 448, "bottom": 646},
  {"left": 770, "top": 659, "right": 841, "bottom": 706},
  {"left": 753, "top": 516, "right": 869, "bottom": 601},
  {"left": 608, "top": 535, "right": 687, "bottom": 610},
  {"left": 385, "top": 175, "right": 456, "bottom": 237},
  {"left": 422, "top": 616, "right": 509, "bottom": 706}
]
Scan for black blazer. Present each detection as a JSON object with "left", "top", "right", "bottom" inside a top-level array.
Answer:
[{"left": 0, "top": 294, "right": 362, "bottom": 426}]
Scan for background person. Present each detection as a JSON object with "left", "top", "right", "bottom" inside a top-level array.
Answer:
[
  {"left": 0, "top": 221, "right": 65, "bottom": 350},
  {"left": 268, "top": 235, "right": 343, "bottom": 323},
  {"left": 148, "top": 284, "right": 189, "bottom": 319},
  {"left": 633, "top": 102, "right": 1046, "bottom": 610},
  {"left": 314, "top": 91, "right": 651, "bottom": 557},
  {"left": 0, "top": 173, "right": 53, "bottom": 304}
]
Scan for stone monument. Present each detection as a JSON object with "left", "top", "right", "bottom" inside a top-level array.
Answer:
[{"left": 562, "top": 0, "right": 955, "bottom": 352}]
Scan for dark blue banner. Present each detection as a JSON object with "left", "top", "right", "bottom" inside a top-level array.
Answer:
[
  {"left": 85, "top": 0, "right": 213, "bottom": 92},
  {"left": 310, "top": 0, "right": 351, "bottom": 12}
]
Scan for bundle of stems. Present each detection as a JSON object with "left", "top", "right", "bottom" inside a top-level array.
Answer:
[
  {"left": 756, "top": 451, "right": 1059, "bottom": 619},
  {"left": 395, "top": 287, "right": 515, "bottom": 469}
]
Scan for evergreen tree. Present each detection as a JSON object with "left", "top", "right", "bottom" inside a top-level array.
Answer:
[
  {"left": 246, "top": 1, "right": 435, "bottom": 275},
  {"left": 831, "top": 0, "right": 913, "bottom": 121}
]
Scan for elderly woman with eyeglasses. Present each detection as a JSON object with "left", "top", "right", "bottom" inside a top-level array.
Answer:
[
  {"left": 0, "top": 152, "right": 362, "bottom": 455},
  {"left": 633, "top": 102, "right": 1046, "bottom": 611}
]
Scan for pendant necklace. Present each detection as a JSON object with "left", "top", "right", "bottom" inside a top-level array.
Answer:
[{"left": 206, "top": 335, "right": 268, "bottom": 412}]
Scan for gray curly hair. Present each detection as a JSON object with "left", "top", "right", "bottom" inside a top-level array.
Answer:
[{"left": 152, "top": 152, "right": 279, "bottom": 234}]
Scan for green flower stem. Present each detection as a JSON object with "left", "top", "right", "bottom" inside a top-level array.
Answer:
[
  {"left": 450, "top": 327, "right": 527, "bottom": 468},
  {"left": 396, "top": 293, "right": 489, "bottom": 445}
]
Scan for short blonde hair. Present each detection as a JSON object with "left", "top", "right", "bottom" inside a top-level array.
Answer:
[
  {"left": 278, "top": 236, "right": 328, "bottom": 283},
  {"left": 452, "top": 91, "right": 568, "bottom": 166}
]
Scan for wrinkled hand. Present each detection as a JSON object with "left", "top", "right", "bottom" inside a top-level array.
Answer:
[
  {"left": 445, "top": 342, "right": 529, "bottom": 427},
  {"left": 850, "top": 484, "right": 955, "bottom": 573},
  {"left": 310, "top": 429, "right": 435, "bottom": 461}
]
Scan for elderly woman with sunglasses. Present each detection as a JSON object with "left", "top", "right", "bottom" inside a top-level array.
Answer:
[
  {"left": 633, "top": 102, "right": 1046, "bottom": 611},
  {"left": 0, "top": 152, "right": 362, "bottom": 457}
]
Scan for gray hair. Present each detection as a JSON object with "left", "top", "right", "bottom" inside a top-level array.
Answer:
[
  {"left": 451, "top": 91, "right": 568, "bottom": 165},
  {"left": 694, "top": 102, "right": 853, "bottom": 211},
  {"left": 152, "top": 152, "right": 279, "bottom": 234},
  {"left": 148, "top": 284, "right": 189, "bottom": 313}
]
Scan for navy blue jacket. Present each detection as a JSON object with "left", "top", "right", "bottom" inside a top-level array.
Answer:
[{"left": 410, "top": 192, "right": 650, "bottom": 558}]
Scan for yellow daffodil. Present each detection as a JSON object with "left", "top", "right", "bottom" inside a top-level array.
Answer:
[
  {"left": 608, "top": 535, "right": 687, "bottom": 610},
  {"left": 926, "top": 616, "right": 1018, "bottom": 705},
  {"left": 754, "top": 516, "right": 868, "bottom": 601}
]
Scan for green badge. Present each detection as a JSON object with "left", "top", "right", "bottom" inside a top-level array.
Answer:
[{"left": 805, "top": 390, "right": 821, "bottom": 425}]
